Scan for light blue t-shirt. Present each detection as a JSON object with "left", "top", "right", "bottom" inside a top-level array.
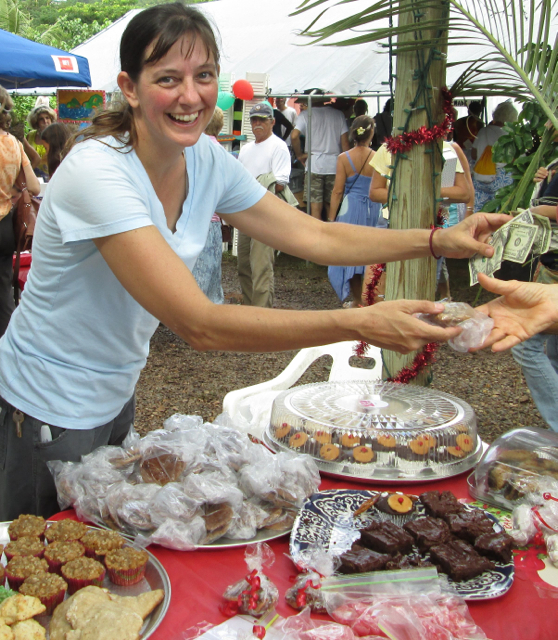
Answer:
[{"left": 0, "top": 134, "right": 266, "bottom": 429}]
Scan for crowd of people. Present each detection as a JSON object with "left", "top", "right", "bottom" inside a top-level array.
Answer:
[{"left": 0, "top": 1, "right": 556, "bottom": 521}]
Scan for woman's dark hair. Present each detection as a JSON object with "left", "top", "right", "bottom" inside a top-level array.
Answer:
[
  {"left": 350, "top": 115, "right": 375, "bottom": 145},
  {"left": 353, "top": 99, "right": 368, "bottom": 117},
  {"left": 41, "top": 123, "right": 71, "bottom": 176},
  {"left": 75, "top": 2, "right": 220, "bottom": 149}
]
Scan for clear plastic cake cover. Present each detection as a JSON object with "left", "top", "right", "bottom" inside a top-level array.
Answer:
[{"left": 266, "top": 381, "right": 481, "bottom": 483}]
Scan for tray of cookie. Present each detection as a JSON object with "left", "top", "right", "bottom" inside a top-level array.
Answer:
[
  {"left": 266, "top": 381, "right": 483, "bottom": 483},
  {"left": 48, "top": 416, "right": 321, "bottom": 550},
  {"left": 290, "top": 489, "right": 514, "bottom": 600},
  {"left": 0, "top": 515, "right": 169, "bottom": 639},
  {"left": 468, "top": 426, "right": 558, "bottom": 511}
]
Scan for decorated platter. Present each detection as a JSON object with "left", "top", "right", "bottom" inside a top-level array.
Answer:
[
  {"left": 289, "top": 490, "right": 514, "bottom": 601},
  {"left": 0, "top": 521, "right": 170, "bottom": 639}
]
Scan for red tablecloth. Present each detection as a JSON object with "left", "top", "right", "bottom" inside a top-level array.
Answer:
[
  {"left": 12, "top": 252, "right": 31, "bottom": 291},
  {"left": 53, "top": 473, "right": 557, "bottom": 640}
]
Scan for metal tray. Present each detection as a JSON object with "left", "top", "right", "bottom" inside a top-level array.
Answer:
[
  {"left": 197, "top": 528, "right": 290, "bottom": 550},
  {"left": 264, "top": 432, "right": 484, "bottom": 484},
  {"left": 0, "top": 521, "right": 170, "bottom": 639}
]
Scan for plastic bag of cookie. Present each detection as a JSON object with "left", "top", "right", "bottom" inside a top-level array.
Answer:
[{"left": 417, "top": 301, "right": 494, "bottom": 352}]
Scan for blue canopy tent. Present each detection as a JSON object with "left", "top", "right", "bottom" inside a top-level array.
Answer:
[{"left": 0, "top": 29, "right": 91, "bottom": 89}]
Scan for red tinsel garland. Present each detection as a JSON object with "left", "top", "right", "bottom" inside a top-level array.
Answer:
[
  {"left": 355, "top": 89, "right": 453, "bottom": 381},
  {"left": 385, "top": 89, "right": 454, "bottom": 155}
]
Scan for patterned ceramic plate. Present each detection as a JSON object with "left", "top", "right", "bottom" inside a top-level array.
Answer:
[{"left": 289, "top": 489, "right": 514, "bottom": 601}]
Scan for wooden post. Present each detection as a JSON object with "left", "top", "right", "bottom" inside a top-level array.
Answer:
[{"left": 383, "top": 0, "right": 450, "bottom": 384}]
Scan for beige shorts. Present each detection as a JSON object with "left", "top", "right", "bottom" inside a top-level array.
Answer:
[{"left": 303, "top": 173, "right": 336, "bottom": 204}]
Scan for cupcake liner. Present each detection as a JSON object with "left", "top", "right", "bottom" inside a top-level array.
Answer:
[
  {"left": 63, "top": 569, "right": 106, "bottom": 595},
  {"left": 107, "top": 563, "right": 147, "bottom": 586},
  {"left": 5, "top": 572, "right": 25, "bottom": 591},
  {"left": 45, "top": 557, "right": 64, "bottom": 576},
  {"left": 32, "top": 586, "right": 67, "bottom": 616}
]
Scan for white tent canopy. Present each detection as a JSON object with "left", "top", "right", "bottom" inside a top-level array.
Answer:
[{"left": 72, "top": 0, "right": 501, "bottom": 97}]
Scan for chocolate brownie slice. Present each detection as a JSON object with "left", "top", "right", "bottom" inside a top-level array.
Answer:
[
  {"left": 339, "top": 544, "right": 391, "bottom": 573},
  {"left": 359, "top": 520, "right": 414, "bottom": 555},
  {"left": 419, "top": 490, "right": 465, "bottom": 519},
  {"left": 474, "top": 530, "right": 514, "bottom": 564},
  {"left": 429, "top": 539, "right": 495, "bottom": 581},
  {"left": 403, "top": 516, "right": 451, "bottom": 552},
  {"left": 445, "top": 509, "right": 495, "bottom": 543}
]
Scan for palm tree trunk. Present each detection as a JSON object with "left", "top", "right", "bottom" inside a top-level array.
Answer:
[{"left": 383, "top": 0, "right": 450, "bottom": 384}]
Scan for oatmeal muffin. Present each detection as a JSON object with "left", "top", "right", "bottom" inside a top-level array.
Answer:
[
  {"left": 20, "top": 573, "right": 68, "bottom": 615},
  {"left": 80, "top": 529, "right": 125, "bottom": 561},
  {"left": 4, "top": 537, "right": 45, "bottom": 561},
  {"left": 104, "top": 547, "right": 149, "bottom": 586},
  {"left": 44, "top": 540, "right": 85, "bottom": 575},
  {"left": 45, "top": 519, "right": 88, "bottom": 544},
  {"left": 8, "top": 515, "right": 46, "bottom": 541},
  {"left": 61, "top": 557, "right": 106, "bottom": 594},
  {"left": 5, "top": 556, "right": 48, "bottom": 591}
]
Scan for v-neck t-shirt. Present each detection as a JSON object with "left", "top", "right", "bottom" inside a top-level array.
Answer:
[{"left": 0, "top": 133, "right": 265, "bottom": 429}]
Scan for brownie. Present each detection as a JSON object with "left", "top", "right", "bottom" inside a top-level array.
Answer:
[
  {"left": 403, "top": 516, "right": 451, "bottom": 552},
  {"left": 339, "top": 544, "right": 391, "bottom": 573},
  {"left": 445, "top": 509, "right": 495, "bottom": 543},
  {"left": 429, "top": 539, "right": 495, "bottom": 581},
  {"left": 359, "top": 520, "right": 414, "bottom": 555},
  {"left": 419, "top": 491, "right": 465, "bottom": 519},
  {"left": 474, "top": 531, "right": 514, "bottom": 564},
  {"left": 385, "top": 552, "right": 433, "bottom": 570}
]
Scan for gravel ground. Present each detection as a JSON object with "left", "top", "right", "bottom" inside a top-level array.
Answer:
[{"left": 135, "top": 252, "right": 548, "bottom": 443}]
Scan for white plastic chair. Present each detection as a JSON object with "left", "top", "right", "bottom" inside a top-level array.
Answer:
[{"left": 222, "top": 342, "right": 382, "bottom": 437}]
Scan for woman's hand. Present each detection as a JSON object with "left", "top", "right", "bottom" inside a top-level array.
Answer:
[
  {"left": 476, "top": 274, "right": 558, "bottom": 351},
  {"left": 355, "top": 299, "right": 462, "bottom": 353},
  {"left": 534, "top": 167, "right": 549, "bottom": 183},
  {"left": 433, "top": 212, "right": 512, "bottom": 259}
]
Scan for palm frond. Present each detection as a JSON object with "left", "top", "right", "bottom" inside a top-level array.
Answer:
[
  {"left": 294, "top": 0, "right": 558, "bottom": 129},
  {"left": 0, "top": 0, "right": 30, "bottom": 36}
]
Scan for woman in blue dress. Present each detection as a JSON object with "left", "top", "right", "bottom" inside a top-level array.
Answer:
[{"left": 328, "top": 115, "right": 387, "bottom": 306}]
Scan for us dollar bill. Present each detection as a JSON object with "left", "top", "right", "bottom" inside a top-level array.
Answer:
[
  {"left": 469, "top": 225, "right": 509, "bottom": 286},
  {"left": 531, "top": 213, "right": 552, "bottom": 256},
  {"left": 502, "top": 222, "right": 538, "bottom": 263}
]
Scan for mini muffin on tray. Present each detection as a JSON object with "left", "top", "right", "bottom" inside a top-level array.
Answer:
[
  {"left": 8, "top": 515, "right": 46, "bottom": 541},
  {"left": 4, "top": 537, "right": 45, "bottom": 561},
  {"left": 44, "top": 540, "right": 86, "bottom": 575},
  {"left": 61, "top": 557, "right": 106, "bottom": 594},
  {"left": 80, "top": 529, "right": 125, "bottom": 561},
  {"left": 20, "top": 573, "right": 68, "bottom": 615},
  {"left": 104, "top": 547, "right": 149, "bottom": 586},
  {"left": 5, "top": 556, "right": 48, "bottom": 591},
  {"left": 45, "top": 519, "right": 88, "bottom": 544},
  {"left": 375, "top": 492, "right": 417, "bottom": 525}
]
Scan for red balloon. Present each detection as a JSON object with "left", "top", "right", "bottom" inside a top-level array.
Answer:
[{"left": 232, "top": 79, "right": 254, "bottom": 100}]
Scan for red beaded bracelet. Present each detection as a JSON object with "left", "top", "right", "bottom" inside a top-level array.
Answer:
[{"left": 429, "top": 226, "right": 442, "bottom": 260}]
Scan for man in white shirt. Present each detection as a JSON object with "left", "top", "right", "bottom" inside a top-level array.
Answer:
[
  {"left": 237, "top": 102, "right": 291, "bottom": 307},
  {"left": 291, "top": 89, "right": 349, "bottom": 220}
]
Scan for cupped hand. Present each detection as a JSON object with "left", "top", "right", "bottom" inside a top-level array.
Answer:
[
  {"left": 475, "top": 273, "right": 558, "bottom": 351},
  {"left": 357, "top": 299, "right": 461, "bottom": 354},
  {"left": 433, "top": 213, "right": 512, "bottom": 259},
  {"left": 534, "top": 167, "right": 549, "bottom": 183}
]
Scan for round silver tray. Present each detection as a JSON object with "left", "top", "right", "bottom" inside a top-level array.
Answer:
[
  {"left": 0, "top": 521, "right": 170, "bottom": 639},
  {"left": 196, "top": 527, "right": 290, "bottom": 550},
  {"left": 264, "top": 431, "right": 484, "bottom": 484}
]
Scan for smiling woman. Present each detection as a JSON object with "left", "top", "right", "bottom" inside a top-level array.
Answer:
[{"left": 0, "top": 2, "right": 511, "bottom": 522}]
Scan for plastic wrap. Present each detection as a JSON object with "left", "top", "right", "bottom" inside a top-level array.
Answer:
[
  {"left": 105, "top": 482, "right": 161, "bottom": 533},
  {"left": 222, "top": 544, "right": 279, "bottom": 618},
  {"left": 418, "top": 302, "right": 494, "bottom": 352},
  {"left": 137, "top": 515, "right": 207, "bottom": 550}
]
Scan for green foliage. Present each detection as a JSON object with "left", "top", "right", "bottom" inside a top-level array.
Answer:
[
  {"left": 0, "top": 0, "right": 31, "bottom": 34},
  {"left": 482, "top": 102, "right": 558, "bottom": 213},
  {"left": 27, "top": 15, "right": 112, "bottom": 49}
]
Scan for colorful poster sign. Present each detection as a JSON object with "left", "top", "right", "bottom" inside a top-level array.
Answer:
[{"left": 57, "top": 89, "right": 106, "bottom": 123}]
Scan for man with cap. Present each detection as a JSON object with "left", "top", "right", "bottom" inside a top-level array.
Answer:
[
  {"left": 237, "top": 102, "right": 294, "bottom": 307},
  {"left": 291, "top": 89, "right": 350, "bottom": 220}
]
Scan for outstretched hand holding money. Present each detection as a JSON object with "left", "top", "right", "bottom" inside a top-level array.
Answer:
[
  {"left": 433, "top": 213, "right": 512, "bottom": 260},
  {"left": 475, "top": 274, "right": 558, "bottom": 351}
]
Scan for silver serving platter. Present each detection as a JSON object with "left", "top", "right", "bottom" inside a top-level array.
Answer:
[
  {"left": 0, "top": 521, "right": 170, "bottom": 639},
  {"left": 196, "top": 528, "right": 290, "bottom": 550}
]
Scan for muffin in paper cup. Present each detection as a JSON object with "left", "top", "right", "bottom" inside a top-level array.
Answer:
[
  {"left": 80, "top": 529, "right": 125, "bottom": 562},
  {"left": 45, "top": 519, "right": 88, "bottom": 544},
  {"left": 4, "top": 536, "right": 45, "bottom": 562},
  {"left": 61, "top": 557, "right": 106, "bottom": 595},
  {"left": 5, "top": 556, "right": 48, "bottom": 591},
  {"left": 8, "top": 515, "right": 46, "bottom": 541},
  {"left": 20, "top": 572, "right": 68, "bottom": 615},
  {"left": 44, "top": 540, "right": 85, "bottom": 575},
  {"left": 104, "top": 547, "right": 149, "bottom": 586}
]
